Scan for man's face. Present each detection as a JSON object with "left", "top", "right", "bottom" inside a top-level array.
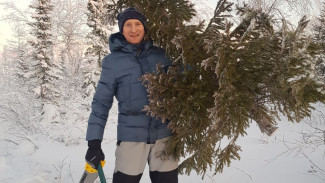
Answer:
[{"left": 122, "top": 19, "right": 145, "bottom": 44}]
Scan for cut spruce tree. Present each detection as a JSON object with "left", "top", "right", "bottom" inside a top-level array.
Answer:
[{"left": 106, "top": 0, "right": 325, "bottom": 176}]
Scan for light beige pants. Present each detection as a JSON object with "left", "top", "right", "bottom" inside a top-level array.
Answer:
[{"left": 114, "top": 137, "right": 178, "bottom": 176}]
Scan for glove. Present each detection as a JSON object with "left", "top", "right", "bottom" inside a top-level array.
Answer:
[{"left": 85, "top": 139, "right": 105, "bottom": 169}]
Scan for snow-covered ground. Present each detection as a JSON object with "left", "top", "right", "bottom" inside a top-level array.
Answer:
[{"left": 0, "top": 101, "right": 325, "bottom": 183}]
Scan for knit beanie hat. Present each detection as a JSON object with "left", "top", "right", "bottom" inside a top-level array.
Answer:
[{"left": 117, "top": 7, "right": 147, "bottom": 33}]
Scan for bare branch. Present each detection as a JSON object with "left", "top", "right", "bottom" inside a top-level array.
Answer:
[
  {"left": 302, "top": 152, "right": 325, "bottom": 173},
  {"left": 0, "top": 1, "right": 30, "bottom": 24}
]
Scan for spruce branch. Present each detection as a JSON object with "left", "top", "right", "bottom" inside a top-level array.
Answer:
[{"left": 203, "top": 0, "right": 233, "bottom": 36}]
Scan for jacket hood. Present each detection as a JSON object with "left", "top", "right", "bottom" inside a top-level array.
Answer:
[{"left": 108, "top": 32, "right": 153, "bottom": 54}]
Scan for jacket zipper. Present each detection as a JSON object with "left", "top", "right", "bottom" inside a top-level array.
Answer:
[
  {"left": 137, "top": 47, "right": 141, "bottom": 57},
  {"left": 136, "top": 47, "right": 144, "bottom": 74}
]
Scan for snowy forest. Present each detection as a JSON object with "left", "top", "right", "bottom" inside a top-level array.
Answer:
[{"left": 1, "top": 0, "right": 325, "bottom": 182}]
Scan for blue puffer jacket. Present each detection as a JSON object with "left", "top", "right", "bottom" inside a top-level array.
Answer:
[{"left": 86, "top": 32, "right": 172, "bottom": 143}]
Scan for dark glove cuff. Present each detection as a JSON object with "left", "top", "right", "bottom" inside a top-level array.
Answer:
[{"left": 88, "top": 139, "right": 101, "bottom": 149}]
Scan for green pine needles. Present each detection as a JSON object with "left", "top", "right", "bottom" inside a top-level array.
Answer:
[{"left": 107, "top": 0, "right": 325, "bottom": 176}]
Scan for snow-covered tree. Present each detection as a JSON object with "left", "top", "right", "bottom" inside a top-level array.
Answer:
[
  {"left": 50, "top": 0, "right": 89, "bottom": 109},
  {"left": 29, "top": 0, "right": 62, "bottom": 122},
  {"left": 51, "top": 0, "right": 88, "bottom": 77},
  {"left": 7, "top": 23, "right": 30, "bottom": 79},
  {"left": 83, "top": 0, "right": 113, "bottom": 97},
  {"left": 0, "top": 1, "right": 33, "bottom": 80},
  {"left": 0, "top": 59, "right": 43, "bottom": 135},
  {"left": 106, "top": 0, "right": 325, "bottom": 176},
  {"left": 0, "top": 40, "right": 43, "bottom": 136}
]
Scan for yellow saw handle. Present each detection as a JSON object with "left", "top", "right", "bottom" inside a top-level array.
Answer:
[
  {"left": 85, "top": 161, "right": 106, "bottom": 173},
  {"left": 80, "top": 161, "right": 106, "bottom": 183}
]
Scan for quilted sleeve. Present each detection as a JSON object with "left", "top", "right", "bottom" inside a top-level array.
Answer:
[{"left": 86, "top": 56, "right": 117, "bottom": 141}]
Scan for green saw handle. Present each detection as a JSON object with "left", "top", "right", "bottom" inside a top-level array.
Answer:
[{"left": 98, "top": 161, "right": 106, "bottom": 183}]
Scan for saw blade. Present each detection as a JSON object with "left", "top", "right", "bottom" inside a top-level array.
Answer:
[{"left": 79, "top": 170, "right": 98, "bottom": 183}]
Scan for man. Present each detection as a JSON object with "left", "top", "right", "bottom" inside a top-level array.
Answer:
[{"left": 84, "top": 7, "right": 178, "bottom": 183}]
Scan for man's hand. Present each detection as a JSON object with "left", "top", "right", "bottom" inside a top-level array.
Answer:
[{"left": 85, "top": 139, "right": 105, "bottom": 169}]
